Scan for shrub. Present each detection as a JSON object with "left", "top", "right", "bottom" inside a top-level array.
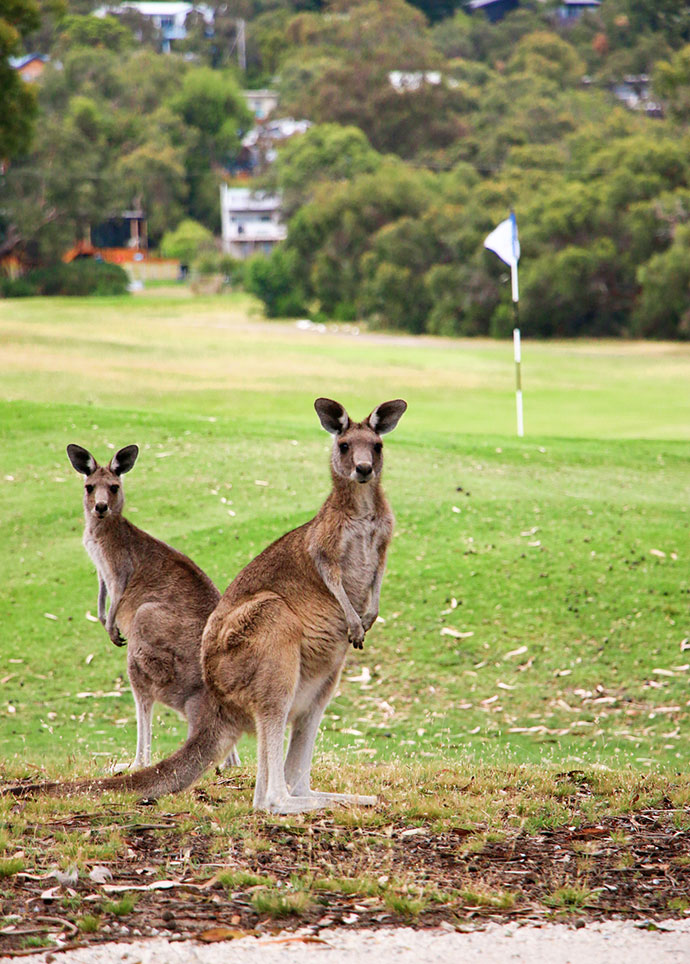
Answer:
[
  {"left": 1, "top": 261, "right": 129, "bottom": 298},
  {"left": 160, "top": 219, "right": 214, "bottom": 266},
  {"left": 0, "top": 276, "right": 38, "bottom": 298},
  {"left": 244, "top": 247, "right": 307, "bottom": 317}
]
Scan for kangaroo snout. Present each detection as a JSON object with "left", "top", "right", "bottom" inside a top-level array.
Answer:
[
  {"left": 94, "top": 502, "right": 109, "bottom": 518},
  {"left": 355, "top": 462, "right": 373, "bottom": 482}
]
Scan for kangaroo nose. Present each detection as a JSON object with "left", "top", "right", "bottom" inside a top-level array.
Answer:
[
  {"left": 355, "top": 462, "right": 373, "bottom": 480},
  {"left": 95, "top": 502, "right": 108, "bottom": 516}
]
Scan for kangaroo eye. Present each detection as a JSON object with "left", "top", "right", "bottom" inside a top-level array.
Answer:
[
  {"left": 110, "top": 484, "right": 119, "bottom": 494},
  {"left": 373, "top": 442, "right": 383, "bottom": 453},
  {"left": 85, "top": 484, "right": 94, "bottom": 494},
  {"left": 339, "top": 442, "right": 349, "bottom": 454}
]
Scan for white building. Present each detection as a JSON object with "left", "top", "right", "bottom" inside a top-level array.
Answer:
[
  {"left": 243, "top": 89, "right": 279, "bottom": 120},
  {"left": 240, "top": 118, "right": 312, "bottom": 171},
  {"left": 220, "top": 186, "right": 286, "bottom": 260},
  {"left": 93, "top": 2, "right": 213, "bottom": 52}
]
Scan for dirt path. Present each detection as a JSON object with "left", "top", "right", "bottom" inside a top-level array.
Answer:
[
  {"left": 4, "top": 921, "right": 690, "bottom": 964},
  {"left": 2, "top": 786, "right": 689, "bottom": 960}
]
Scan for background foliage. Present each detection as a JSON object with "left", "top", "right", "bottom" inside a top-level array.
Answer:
[{"left": 3, "top": 0, "right": 690, "bottom": 336}]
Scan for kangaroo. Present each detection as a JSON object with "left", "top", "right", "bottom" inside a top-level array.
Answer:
[
  {"left": 9, "top": 399, "right": 405, "bottom": 813},
  {"left": 66, "top": 443, "right": 240, "bottom": 770}
]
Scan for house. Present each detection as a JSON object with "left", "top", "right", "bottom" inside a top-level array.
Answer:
[
  {"left": 557, "top": 0, "right": 601, "bottom": 20},
  {"left": 220, "top": 186, "right": 286, "bottom": 259},
  {"left": 9, "top": 54, "right": 48, "bottom": 82},
  {"left": 388, "top": 71, "right": 460, "bottom": 92},
  {"left": 611, "top": 74, "right": 663, "bottom": 118},
  {"left": 466, "top": 0, "right": 520, "bottom": 23},
  {"left": 235, "top": 118, "right": 312, "bottom": 175},
  {"left": 389, "top": 71, "right": 442, "bottom": 92},
  {"left": 93, "top": 2, "right": 213, "bottom": 53},
  {"left": 243, "top": 89, "right": 279, "bottom": 120}
]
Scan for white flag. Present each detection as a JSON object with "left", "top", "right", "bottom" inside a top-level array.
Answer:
[{"left": 484, "top": 212, "right": 520, "bottom": 268}]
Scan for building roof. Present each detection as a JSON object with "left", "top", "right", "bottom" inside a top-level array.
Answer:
[
  {"left": 467, "top": 0, "right": 511, "bottom": 9},
  {"left": 220, "top": 186, "right": 282, "bottom": 213},
  {"left": 94, "top": 2, "right": 213, "bottom": 21},
  {"left": 9, "top": 54, "right": 47, "bottom": 69}
]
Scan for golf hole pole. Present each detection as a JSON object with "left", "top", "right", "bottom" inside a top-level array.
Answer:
[{"left": 511, "top": 262, "right": 524, "bottom": 438}]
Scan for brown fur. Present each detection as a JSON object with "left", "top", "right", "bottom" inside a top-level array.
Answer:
[
  {"left": 64, "top": 444, "right": 239, "bottom": 770},
  {"left": 6, "top": 400, "right": 405, "bottom": 813}
]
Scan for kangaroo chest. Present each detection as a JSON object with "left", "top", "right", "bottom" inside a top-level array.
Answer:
[
  {"left": 340, "top": 515, "right": 384, "bottom": 605},
  {"left": 83, "top": 530, "right": 121, "bottom": 597}
]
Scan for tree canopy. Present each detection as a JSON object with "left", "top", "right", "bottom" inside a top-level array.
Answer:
[{"left": 5, "top": 0, "right": 690, "bottom": 337}]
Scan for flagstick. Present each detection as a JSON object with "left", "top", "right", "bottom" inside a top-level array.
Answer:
[{"left": 511, "top": 262, "right": 524, "bottom": 438}]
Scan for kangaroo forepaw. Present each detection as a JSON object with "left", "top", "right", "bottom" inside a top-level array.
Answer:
[
  {"left": 109, "top": 630, "right": 126, "bottom": 647},
  {"left": 347, "top": 621, "right": 365, "bottom": 649}
]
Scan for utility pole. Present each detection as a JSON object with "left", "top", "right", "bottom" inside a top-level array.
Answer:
[{"left": 236, "top": 18, "right": 246, "bottom": 72}]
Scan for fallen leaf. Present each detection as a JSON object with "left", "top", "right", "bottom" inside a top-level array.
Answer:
[
  {"left": 197, "top": 927, "right": 247, "bottom": 943},
  {"left": 267, "top": 936, "right": 330, "bottom": 946},
  {"left": 650, "top": 549, "right": 666, "bottom": 558},
  {"left": 40, "top": 886, "right": 64, "bottom": 901},
  {"left": 504, "top": 645, "right": 528, "bottom": 660},
  {"left": 44, "top": 613, "right": 58, "bottom": 621},
  {"left": 89, "top": 866, "right": 113, "bottom": 884},
  {"left": 441, "top": 627, "right": 474, "bottom": 639}
]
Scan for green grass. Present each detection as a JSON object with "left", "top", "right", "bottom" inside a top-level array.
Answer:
[
  {"left": 1, "top": 291, "right": 689, "bottom": 777},
  {"left": 250, "top": 887, "right": 313, "bottom": 918}
]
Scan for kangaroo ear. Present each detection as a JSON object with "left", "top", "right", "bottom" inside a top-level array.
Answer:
[
  {"left": 67, "top": 444, "right": 97, "bottom": 476},
  {"left": 367, "top": 399, "right": 407, "bottom": 436},
  {"left": 314, "top": 398, "right": 350, "bottom": 435},
  {"left": 110, "top": 445, "right": 139, "bottom": 476}
]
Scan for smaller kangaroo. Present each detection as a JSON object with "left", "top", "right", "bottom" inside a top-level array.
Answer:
[{"left": 66, "top": 443, "right": 239, "bottom": 770}]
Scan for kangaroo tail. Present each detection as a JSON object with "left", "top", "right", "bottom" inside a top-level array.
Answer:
[{"left": 3, "top": 705, "right": 235, "bottom": 801}]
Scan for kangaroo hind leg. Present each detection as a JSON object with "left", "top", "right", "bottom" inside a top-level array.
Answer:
[{"left": 284, "top": 674, "right": 377, "bottom": 809}]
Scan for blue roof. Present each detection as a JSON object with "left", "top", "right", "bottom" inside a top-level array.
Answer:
[{"left": 9, "top": 54, "right": 47, "bottom": 70}]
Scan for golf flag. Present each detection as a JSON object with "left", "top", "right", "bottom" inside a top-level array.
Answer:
[
  {"left": 485, "top": 212, "right": 524, "bottom": 437},
  {"left": 484, "top": 212, "right": 520, "bottom": 302}
]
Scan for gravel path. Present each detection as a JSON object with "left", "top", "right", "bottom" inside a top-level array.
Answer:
[{"left": 6, "top": 921, "right": 690, "bottom": 964}]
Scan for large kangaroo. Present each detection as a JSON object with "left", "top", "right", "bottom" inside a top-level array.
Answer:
[
  {"left": 9, "top": 399, "right": 405, "bottom": 813},
  {"left": 66, "top": 443, "right": 239, "bottom": 770}
]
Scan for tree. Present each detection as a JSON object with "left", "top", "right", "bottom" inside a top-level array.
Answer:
[
  {"left": 521, "top": 238, "right": 624, "bottom": 337},
  {"left": 169, "top": 67, "right": 252, "bottom": 227},
  {"left": 632, "top": 224, "right": 690, "bottom": 339},
  {"left": 115, "top": 141, "right": 188, "bottom": 243},
  {"left": 506, "top": 31, "right": 585, "bottom": 88},
  {"left": 0, "top": 0, "right": 41, "bottom": 160},
  {"left": 267, "top": 123, "right": 382, "bottom": 215},
  {"left": 281, "top": 58, "right": 470, "bottom": 160},
  {"left": 244, "top": 245, "right": 307, "bottom": 317},
  {"left": 654, "top": 45, "right": 690, "bottom": 121},
  {"left": 54, "top": 13, "right": 135, "bottom": 54},
  {"left": 160, "top": 219, "right": 213, "bottom": 265}
]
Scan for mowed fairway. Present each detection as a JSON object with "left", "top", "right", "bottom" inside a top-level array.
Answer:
[{"left": 1, "top": 291, "right": 690, "bottom": 777}]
